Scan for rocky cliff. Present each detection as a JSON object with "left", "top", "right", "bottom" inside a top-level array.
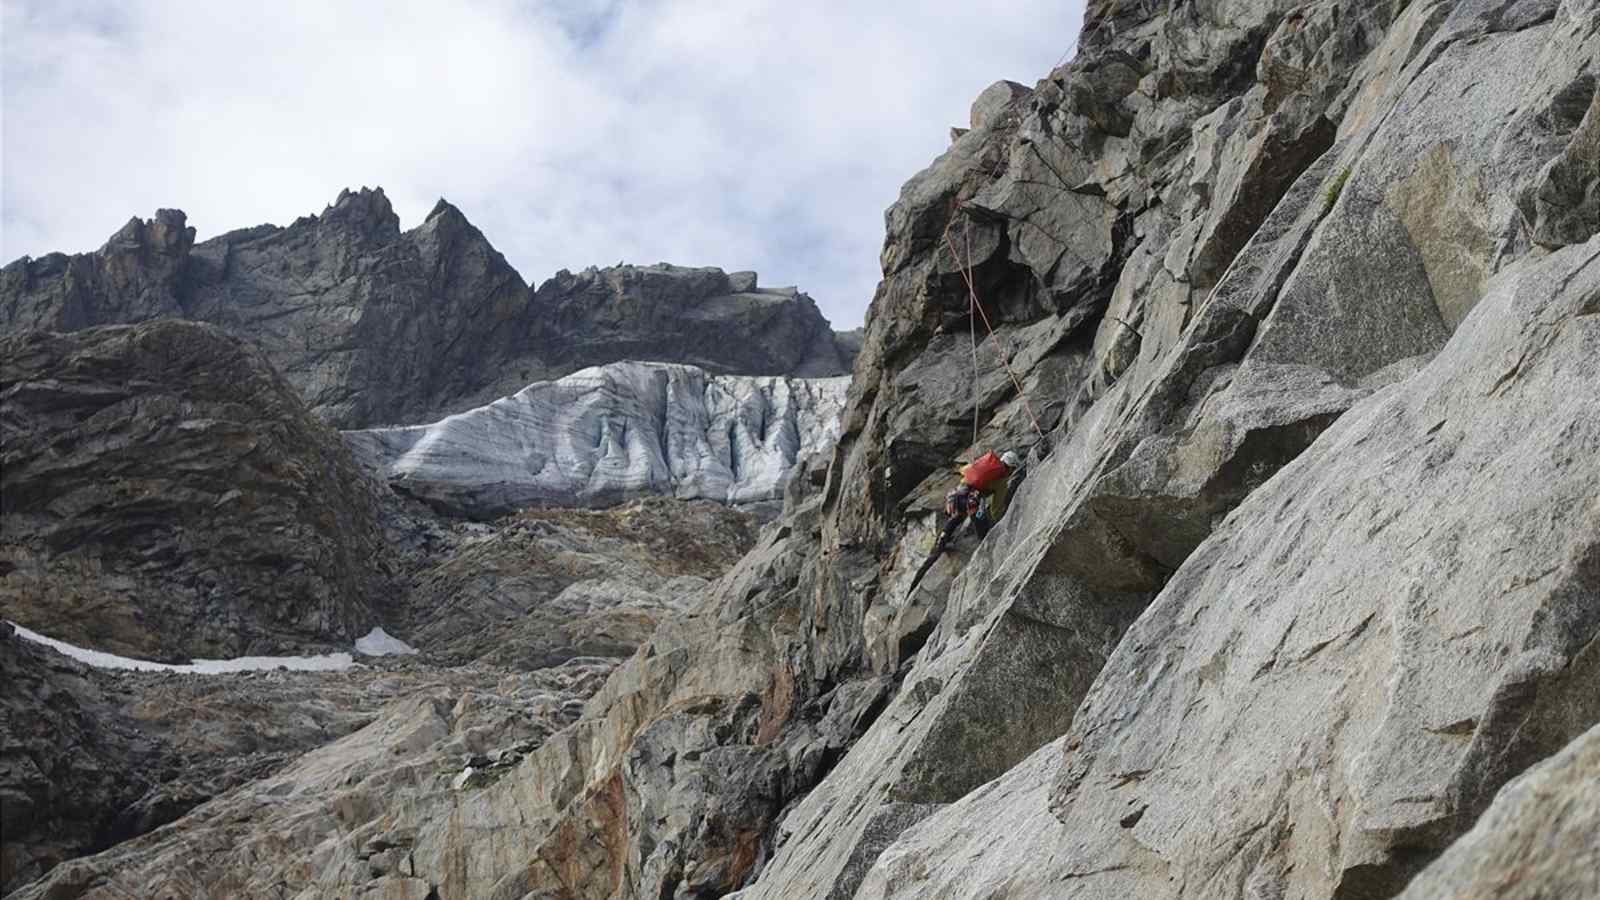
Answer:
[
  {"left": 0, "top": 191, "right": 857, "bottom": 428},
  {"left": 5, "top": 0, "right": 1599, "bottom": 898},
  {"left": 0, "top": 321, "right": 397, "bottom": 660},
  {"left": 346, "top": 362, "right": 848, "bottom": 517}
]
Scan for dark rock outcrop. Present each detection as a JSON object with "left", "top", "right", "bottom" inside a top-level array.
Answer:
[
  {"left": 0, "top": 192, "right": 858, "bottom": 427},
  {"left": 0, "top": 320, "right": 395, "bottom": 659},
  {"left": 0, "top": 622, "right": 165, "bottom": 894},
  {"left": 531, "top": 264, "right": 857, "bottom": 381}
]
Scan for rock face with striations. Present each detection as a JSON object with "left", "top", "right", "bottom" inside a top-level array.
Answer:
[
  {"left": 1396, "top": 722, "right": 1600, "bottom": 900},
  {"left": 0, "top": 320, "right": 396, "bottom": 660},
  {"left": 853, "top": 238, "right": 1600, "bottom": 899},
  {"left": 345, "top": 361, "right": 849, "bottom": 517},
  {"left": 8, "top": 0, "right": 1600, "bottom": 898},
  {"left": 0, "top": 192, "right": 858, "bottom": 428},
  {"left": 399, "top": 498, "right": 762, "bottom": 669}
]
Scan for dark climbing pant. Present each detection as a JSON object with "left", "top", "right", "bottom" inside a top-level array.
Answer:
[{"left": 939, "top": 512, "right": 969, "bottom": 546}]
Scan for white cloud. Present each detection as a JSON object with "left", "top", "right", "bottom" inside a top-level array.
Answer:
[{"left": 2, "top": 0, "right": 1084, "bottom": 327}]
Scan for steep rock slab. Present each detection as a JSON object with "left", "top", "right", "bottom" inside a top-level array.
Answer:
[
  {"left": 744, "top": 3, "right": 1600, "bottom": 894},
  {"left": 0, "top": 321, "right": 395, "bottom": 659},
  {"left": 738, "top": 140, "right": 1381, "bottom": 900},
  {"left": 858, "top": 238, "right": 1600, "bottom": 899},
  {"left": 1396, "top": 724, "right": 1600, "bottom": 900},
  {"left": 738, "top": 2, "right": 1433, "bottom": 891},
  {"left": 0, "top": 192, "right": 857, "bottom": 428},
  {"left": 344, "top": 362, "right": 848, "bottom": 516}
]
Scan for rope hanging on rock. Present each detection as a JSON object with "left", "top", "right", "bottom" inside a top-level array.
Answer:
[
  {"left": 966, "top": 224, "right": 980, "bottom": 448},
  {"left": 943, "top": 217, "right": 1048, "bottom": 442}
]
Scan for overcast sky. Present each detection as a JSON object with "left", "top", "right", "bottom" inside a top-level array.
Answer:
[{"left": 3, "top": 0, "right": 1085, "bottom": 327}]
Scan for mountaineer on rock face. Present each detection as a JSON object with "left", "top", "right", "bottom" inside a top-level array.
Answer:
[{"left": 906, "top": 449, "right": 1025, "bottom": 598}]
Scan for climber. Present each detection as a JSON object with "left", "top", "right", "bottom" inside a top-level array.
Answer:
[
  {"left": 973, "top": 449, "right": 1026, "bottom": 538},
  {"left": 936, "top": 449, "right": 1022, "bottom": 544},
  {"left": 905, "top": 449, "right": 1024, "bottom": 599}
]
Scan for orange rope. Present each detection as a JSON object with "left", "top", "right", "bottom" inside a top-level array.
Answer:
[{"left": 943, "top": 217, "right": 1047, "bottom": 441}]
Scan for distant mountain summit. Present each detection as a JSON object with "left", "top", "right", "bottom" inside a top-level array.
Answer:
[{"left": 0, "top": 187, "right": 857, "bottom": 428}]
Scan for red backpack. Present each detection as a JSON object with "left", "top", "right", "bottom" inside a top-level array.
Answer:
[{"left": 960, "top": 451, "right": 1010, "bottom": 492}]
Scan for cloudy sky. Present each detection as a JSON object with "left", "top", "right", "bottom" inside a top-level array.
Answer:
[{"left": 3, "top": 0, "right": 1085, "bottom": 326}]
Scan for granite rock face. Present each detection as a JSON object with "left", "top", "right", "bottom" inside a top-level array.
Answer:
[
  {"left": 1396, "top": 723, "right": 1600, "bottom": 900},
  {"left": 856, "top": 237, "right": 1600, "bottom": 900},
  {"left": 346, "top": 362, "right": 849, "bottom": 517},
  {"left": 7, "top": 0, "right": 1600, "bottom": 897},
  {"left": 0, "top": 192, "right": 857, "bottom": 428},
  {"left": 0, "top": 321, "right": 397, "bottom": 660}
]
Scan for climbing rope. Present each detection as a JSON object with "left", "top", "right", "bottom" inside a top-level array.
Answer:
[
  {"left": 966, "top": 224, "right": 980, "bottom": 448},
  {"left": 943, "top": 215, "right": 1048, "bottom": 443}
]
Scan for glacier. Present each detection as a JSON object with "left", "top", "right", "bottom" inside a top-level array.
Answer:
[{"left": 344, "top": 361, "right": 849, "bottom": 516}]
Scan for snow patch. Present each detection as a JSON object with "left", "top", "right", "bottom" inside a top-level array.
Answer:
[
  {"left": 7, "top": 622, "right": 358, "bottom": 673},
  {"left": 355, "top": 627, "right": 418, "bottom": 657}
]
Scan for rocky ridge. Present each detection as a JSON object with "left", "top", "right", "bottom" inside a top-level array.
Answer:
[
  {"left": 346, "top": 361, "right": 848, "bottom": 517},
  {"left": 5, "top": 0, "right": 1600, "bottom": 898},
  {"left": 0, "top": 193, "right": 857, "bottom": 428},
  {"left": 0, "top": 321, "right": 396, "bottom": 660}
]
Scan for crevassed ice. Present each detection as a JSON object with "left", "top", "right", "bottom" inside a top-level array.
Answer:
[
  {"left": 345, "top": 362, "right": 849, "bottom": 512},
  {"left": 8, "top": 622, "right": 358, "bottom": 673}
]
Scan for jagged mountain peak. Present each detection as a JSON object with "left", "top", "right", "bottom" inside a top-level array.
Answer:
[
  {"left": 423, "top": 196, "right": 465, "bottom": 224},
  {"left": 316, "top": 185, "right": 400, "bottom": 238},
  {"left": 99, "top": 208, "right": 195, "bottom": 257},
  {"left": 1, "top": 189, "right": 857, "bottom": 427}
]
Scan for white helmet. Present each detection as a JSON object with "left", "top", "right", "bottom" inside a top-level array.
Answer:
[{"left": 1001, "top": 450, "right": 1022, "bottom": 469}]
